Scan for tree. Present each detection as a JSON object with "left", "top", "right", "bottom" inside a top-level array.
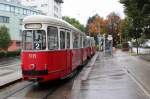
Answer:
[
  {"left": 120, "top": 0, "right": 150, "bottom": 54},
  {"left": 86, "top": 13, "right": 122, "bottom": 47},
  {"left": 0, "top": 26, "right": 11, "bottom": 51},
  {"left": 62, "top": 16, "right": 85, "bottom": 32},
  {"left": 107, "top": 12, "right": 121, "bottom": 47},
  {"left": 86, "top": 14, "right": 105, "bottom": 36},
  {"left": 119, "top": 18, "right": 131, "bottom": 42}
]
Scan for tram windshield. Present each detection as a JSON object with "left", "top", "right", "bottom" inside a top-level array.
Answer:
[{"left": 22, "top": 30, "right": 46, "bottom": 50}]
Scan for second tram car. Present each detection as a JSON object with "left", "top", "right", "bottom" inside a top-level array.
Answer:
[{"left": 21, "top": 15, "right": 95, "bottom": 82}]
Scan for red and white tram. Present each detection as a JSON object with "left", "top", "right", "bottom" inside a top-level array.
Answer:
[{"left": 21, "top": 15, "right": 95, "bottom": 82}]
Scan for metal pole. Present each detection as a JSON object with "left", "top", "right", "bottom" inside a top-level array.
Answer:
[{"left": 103, "top": 34, "right": 105, "bottom": 56}]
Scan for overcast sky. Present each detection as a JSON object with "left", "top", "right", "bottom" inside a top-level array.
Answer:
[{"left": 62, "top": 0, "right": 125, "bottom": 25}]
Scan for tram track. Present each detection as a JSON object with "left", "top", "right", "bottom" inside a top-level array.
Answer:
[
  {"left": 1, "top": 82, "right": 35, "bottom": 99},
  {"left": 1, "top": 69, "right": 81, "bottom": 99}
]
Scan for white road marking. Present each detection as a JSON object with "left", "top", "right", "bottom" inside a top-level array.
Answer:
[{"left": 123, "top": 67, "right": 150, "bottom": 98}]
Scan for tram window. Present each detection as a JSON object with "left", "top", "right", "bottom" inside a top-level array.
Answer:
[
  {"left": 67, "top": 32, "right": 70, "bottom": 48},
  {"left": 23, "top": 30, "right": 32, "bottom": 50},
  {"left": 73, "top": 33, "right": 79, "bottom": 48},
  {"left": 83, "top": 38, "right": 87, "bottom": 48},
  {"left": 23, "top": 30, "right": 46, "bottom": 50},
  {"left": 60, "top": 31, "right": 65, "bottom": 49},
  {"left": 33, "top": 30, "right": 46, "bottom": 50},
  {"left": 80, "top": 36, "right": 83, "bottom": 48},
  {"left": 47, "top": 26, "right": 58, "bottom": 50}
]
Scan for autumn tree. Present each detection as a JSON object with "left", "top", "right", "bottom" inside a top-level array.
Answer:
[
  {"left": 62, "top": 16, "right": 85, "bottom": 32},
  {"left": 107, "top": 12, "right": 121, "bottom": 47},
  {"left": 86, "top": 14, "right": 105, "bottom": 36}
]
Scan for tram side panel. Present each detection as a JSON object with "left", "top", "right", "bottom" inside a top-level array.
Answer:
[
  {"left": 47, "top": 50, "right": 68, "bottom": 80},
  {"left": 81, "top": 48, "right": 87, "bottom": 64},
  {"left": 72, "top": 49, "right": 82, "bottom": 70},
  {"left": 87, "top": 47, "right": 91, "bottom": 58}
]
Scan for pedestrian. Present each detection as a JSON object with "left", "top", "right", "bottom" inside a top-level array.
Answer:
[{"left": 128, "top": 41, "right": 133, "bottom": 53}]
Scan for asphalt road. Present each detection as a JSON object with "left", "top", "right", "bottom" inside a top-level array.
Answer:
[{"left": 116, "top": 51, "right": 150, "bottom": 95}]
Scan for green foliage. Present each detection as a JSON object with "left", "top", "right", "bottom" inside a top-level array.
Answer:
[
  {"left": 0, "top": 25, "right": 11, "bottom": 50},
  {"left": 6, "top": 50, "right": 21, "bottom": 57},
  {"left": 120, "top": 18, "right": 131, "bottom": 42},
  {"left": 120, "top": 0, "right": 150, "bottom": 39},
  {"left": 138, "top": 34, "right": 147, "bottom": 45},
  {"left": 62, "top": 16, "right": 85, "bottom": 32},
  {"left": 0, "top": 50, "right": 21, "bottom": 58},
  {"left": 0, "top": 52, "right": 6, "bottom": 58}
]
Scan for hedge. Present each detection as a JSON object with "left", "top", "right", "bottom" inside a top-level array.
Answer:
[
  {"left": 0, "top": 52, "right": 6, "bottom": 58},
  {"left": 0, "top": 50, "right": 21, "bottom": 58}
]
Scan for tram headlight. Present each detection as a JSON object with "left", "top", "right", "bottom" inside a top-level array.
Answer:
[{"left": 30, "top": 64, "right": 36, "bottom": 70}]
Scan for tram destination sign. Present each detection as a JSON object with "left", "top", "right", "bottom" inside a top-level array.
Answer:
[{"left": 25, "top": 23, "right": 42, "bottom": 29}]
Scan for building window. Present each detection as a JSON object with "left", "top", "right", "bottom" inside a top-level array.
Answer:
[
  {"left": 15, "top": 7, "right": 20, "bottom": 14},
  {"left": 31, "top": 11, "right": 34, "bottom": 15},
  {"left": 19, "top": 19, "right": 23, "bottom": 25},
  {"left": 54, "top": 14, "right": 58, "bottom": 18},
  {"left": 0, "top": 16, "right": 9, "bottom": 23},
  {"left": 23, "top": 9, "right": 27, "bottom": 15},
  {"left": 54, "top": 5, "right": 58, "bottom": 12},
  {"left": 20, "top": 8, "right": 23, "bottom": 14},
  {"left": 27, "top": 10, "right": 31, "bottom": 15},
  {"left": 10, "top": 6, "right": 15, "bottom": 12},
  {"left": 41, "top": 4, "right": 47, "bottom": 7},
  {"left": 0, "top": 4, "right": 5, "bottom": 11},
  {"left": 5, "top": 5, "right": 10, "bottom": 12}
]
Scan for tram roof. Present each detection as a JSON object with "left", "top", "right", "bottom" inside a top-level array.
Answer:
[{"left": 23, "top": 15, "right": 85, "bottom": 35}]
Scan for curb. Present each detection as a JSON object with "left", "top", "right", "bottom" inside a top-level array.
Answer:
[
  {"left": 71, "top": 52, "right": 99, "bottom": 99},
  {"left": 81, "top": 53, "right": 98, "bottom": 81}
]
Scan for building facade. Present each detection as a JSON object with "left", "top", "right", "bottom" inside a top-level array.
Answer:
[
  {"left": 0, "top": 0, "right": 43, "bottom": 51},
  {"left": 21, "top": 0, "right": 63, "bottom": 18}
]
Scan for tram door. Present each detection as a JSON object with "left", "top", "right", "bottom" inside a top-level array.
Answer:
[
  {"left": 66, "top": 31, "right": 71, "bottom": 74},
  {"left": 60, "top": 29, "right": 71, "bottom": 74}
]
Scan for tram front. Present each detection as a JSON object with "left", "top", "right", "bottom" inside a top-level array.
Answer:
[{"left": 21, "top": 23, "right": 49, "bottom": 82}]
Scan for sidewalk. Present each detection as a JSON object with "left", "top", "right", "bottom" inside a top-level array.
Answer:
[
  {"left": 0, "top": 58, "right": 22, "bottom": 88},
  {"left": 71, "top": 51, "right": 149, "bottom": 99}
]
